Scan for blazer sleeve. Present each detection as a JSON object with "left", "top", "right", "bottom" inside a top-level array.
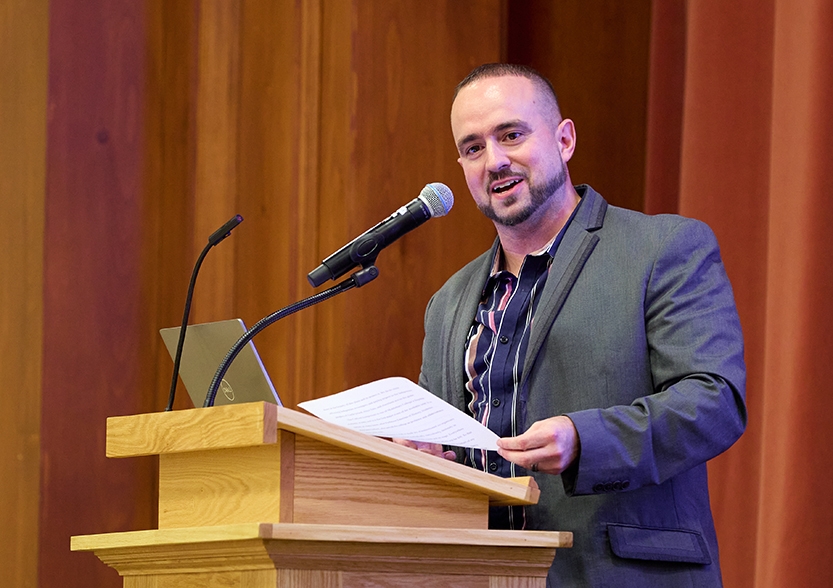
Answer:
[{"left": 563, "top": 218, "right": 747, "bottom": 495}]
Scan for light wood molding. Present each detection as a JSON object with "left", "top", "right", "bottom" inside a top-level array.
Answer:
[
  {"left": 107, "top": 401, "right": 279, "bottom": 457},
  {"left": 72, "top": 522, "right": 569, "bottom": 580},
  {"left": 72, "top": 521, "right": 571, "bottom": 550}
]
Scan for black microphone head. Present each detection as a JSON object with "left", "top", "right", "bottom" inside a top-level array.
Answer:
[
  {"left": 419, "top": 183, "right": 454, "bottom": 218},
  {"left": 208, "top": 214, "right": 244, "bottom": 246}
]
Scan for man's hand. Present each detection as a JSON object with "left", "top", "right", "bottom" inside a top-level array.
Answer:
[
  {"left": 496, "top": 416, "right": 580, "bottom": 475},
  {"left": 391, "top": 438, "right": 458, "bottom": 461}
]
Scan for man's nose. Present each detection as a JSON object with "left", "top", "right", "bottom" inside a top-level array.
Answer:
[{"left": 485, "top": 141, "right": 510, "bottom": 172}]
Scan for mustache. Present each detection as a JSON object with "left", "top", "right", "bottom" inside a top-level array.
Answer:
[{"left": 487, "top": 169, "right": 528, "bottom": 184}]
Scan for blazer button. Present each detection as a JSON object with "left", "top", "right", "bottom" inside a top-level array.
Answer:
[
  {"left": 603, "top": 482, "right": 614, "bottom": 492},
  {"left": 593, "top": 483, "right": 604, "bottom": 493},
  {"left": 499, "top": 335, "right": 509, "bottom": 344},
  {"left": 612, "top": 481, "right": 622, "bottom": 491},
  {"left": 489, "top": 462, "right": 498, "bottom": 472},
  {"left": 491, "top": 398, "right": 501, "bottom": 407},
  {"left": 622, "top": 480, "right": 630, "bottom": 489}
]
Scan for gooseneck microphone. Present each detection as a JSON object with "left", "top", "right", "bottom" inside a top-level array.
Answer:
[
  {"left": 165, "top": 215, "right": 243, "bottom": 411},
  {"left": 308, "top": 182, "right": 454, "bottom": 287},
  {"left": 202, "top": 183, "right": 454, "bottom": 408}
]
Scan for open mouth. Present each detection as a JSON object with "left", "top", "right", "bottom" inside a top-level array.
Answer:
[{"left": 492, "top": 179, "right": 522, "bottom": 194}]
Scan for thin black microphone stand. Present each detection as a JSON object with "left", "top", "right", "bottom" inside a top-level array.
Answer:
[
  {"left": 202, "top": 263, "right": 379, "bottom": 408},
  {"left": 166, "top": 215, "right": 243, "bottom": 411}
]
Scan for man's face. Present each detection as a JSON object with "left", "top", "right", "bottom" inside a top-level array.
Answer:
[{"left": 451, "top": 76, "right": 573, "bottom": 227}]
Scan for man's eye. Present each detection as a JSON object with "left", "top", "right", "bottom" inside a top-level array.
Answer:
[
  {"left": 505, "top": 132, "right": 522, "bottom": 141},
  {"left": 465, "top": 145, "right": 482, "bottom": 156}
]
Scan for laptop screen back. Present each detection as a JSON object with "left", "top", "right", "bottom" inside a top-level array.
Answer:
[{"left": 160, "top": 318, "right": 281, "bottom": 408}]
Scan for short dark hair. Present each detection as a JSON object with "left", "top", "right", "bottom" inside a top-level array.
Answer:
[{"left": 453, "top": 63, "right": 561, "bottom": 115}]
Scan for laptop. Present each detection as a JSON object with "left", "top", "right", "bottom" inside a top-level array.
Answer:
[{"left": 160, "top": 318, "right": 281, "bottom": 408}]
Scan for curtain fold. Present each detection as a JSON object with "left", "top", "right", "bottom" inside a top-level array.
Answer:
[
  {"left": 646, "top": 1, "right": 833, "bottom": 586},
  {"left": 755, "top": 0, "right": 833, "bottom": 584}
]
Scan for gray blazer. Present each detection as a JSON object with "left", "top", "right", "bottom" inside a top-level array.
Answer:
[{"left": 419, "top": 186, "right": 746, "bottom": 587}]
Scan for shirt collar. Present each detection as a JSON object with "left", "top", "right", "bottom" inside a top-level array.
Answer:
[{"left": 485, "top": 190, "right": 585, "bottom": 279}]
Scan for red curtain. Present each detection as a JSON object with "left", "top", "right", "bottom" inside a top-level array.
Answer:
[{"left": 646, "top": 1, "right": 833, "bottom": 586}]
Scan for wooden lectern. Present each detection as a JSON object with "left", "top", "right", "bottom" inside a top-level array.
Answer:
[{"left": 71, "top": 402, "right": 572, "bottom": 587}]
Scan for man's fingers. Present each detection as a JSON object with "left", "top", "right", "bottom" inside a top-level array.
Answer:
[
  {"left": 496, "top": 446, "right": 549, "bottom": 467},
  {"left": 392, "top": 438, "right": 457, "bottom": 461},
  {"left": 496, "top": 424, "right": 550, "bottom": 451},
  {"left": 391, "top": 438, "right": 419, "bottom": 450},
  {"left": 493, "top": 416, "right": 580, "bottom": 475}
]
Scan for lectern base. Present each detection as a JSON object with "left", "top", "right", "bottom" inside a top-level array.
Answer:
[{"left": 72, "top": 522, "right": 571, "bottom": 588}]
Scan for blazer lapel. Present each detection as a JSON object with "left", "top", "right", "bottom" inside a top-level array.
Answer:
[{"left": 520, "top": 187, "right": 608, "bottom": 387}]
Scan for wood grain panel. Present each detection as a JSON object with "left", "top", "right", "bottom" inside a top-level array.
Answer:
[
  {"left": 507, "top": 0, "right": 653, "bottom": 212},
  {"left": 126, "top": 570, "right": 279, "bottom": 588},
  {"left": 106, "top": 402, "right": 278, "bottom": 457},
  {"left": 157, "top": 436, "right": 294, "bottom": 529},
  {"left": 314, "top": 0, "right": 356, "bottom": 398},
  {"left": 277, "top": 569, "right": 338, "bottom": 588},
  {"left": 0, "top": 2, "right": 48, "bottom": 587},
  {"left": 143, "top": 0, "right": 201, "bottom": 412},
  {"left": 343, "top": 573, "right": 488, "bottom": 588},
  {"left": 159, "top": 445, "right": 283, "bottom": 529},
  {"left": 489, "top": 578, "right": 543, "bottom": 588},
  {"left": 233, "top": 0, "right": 322, "bottom": 410},
  {"left": 40, "top": 2, "right": 162, "bottom": 586},
  {"left": 292, "top": 435, "right": 488, "bottom": 529},
  {"left": 192, "top": 0, "right": 242, "bottom": 324},
  {"left": 316, "top": 1, "right": 503, "bottom": 397}
]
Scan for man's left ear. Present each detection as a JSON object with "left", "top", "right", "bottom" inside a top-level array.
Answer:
[{"left": 557, "top": 118, "right": 577, "bottom": 163}]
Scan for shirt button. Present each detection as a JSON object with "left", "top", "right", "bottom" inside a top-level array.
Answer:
[
  {"left": 491, "top": 398, "right": 501, "bottom": 407},
  {"left": 489, "top": 462, "right": 498, "bottom": 472},
  {"left": 499, "top": 335, "right": 509, "bottom": 344}
]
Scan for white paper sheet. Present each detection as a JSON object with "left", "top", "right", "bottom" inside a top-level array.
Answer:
[{"left": 298, "top": 377, "right": 499, "bottom": 450}]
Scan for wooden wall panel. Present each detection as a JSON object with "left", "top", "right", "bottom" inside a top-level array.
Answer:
[
  {"left": 143, "top": 0, "right": 200, "bottom": 412},
  {"left": 144, "top": 0, "right": 507, "bottom": 412},
  {"left": 192, "top": 0, "right": 242, "bottom": 324},
  {"left": 0, "top": 2, "right": 49, "bottom": 586},
  {"left": 233, "top": 0, "right": 322, "bottom": 410},
  {"left": 29, "top": 0, "right": 505, "bottom": 586},
  {"left": 315, "top": 0, "right": 502, "bottom": 397},
  {"left": 507, "top": 0, "right": 653, "bottom": 212},
  {"left": 40, "top": 2, "right": 158, "bottom": 586}
]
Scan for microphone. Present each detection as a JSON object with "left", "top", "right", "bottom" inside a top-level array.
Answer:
[
  {"left": 165, "top": 214, "right": 243, "bottom": 411},
  {"left": 208, "top": 215, "right": 243, "bottom": 246},
  {"left": 308, "top": 182, "right": 454, "bottom": 287}
]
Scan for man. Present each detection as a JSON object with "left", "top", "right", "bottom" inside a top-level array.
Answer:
[{"left": 415, "top": 64, "right": 747, "bottom": 586}]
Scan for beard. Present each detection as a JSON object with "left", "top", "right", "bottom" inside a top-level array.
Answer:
[{"left": 478, "top": 162, "right": 567, "bottom": 227}]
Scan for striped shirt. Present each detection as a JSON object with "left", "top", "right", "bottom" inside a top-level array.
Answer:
[{"left": 463, "top": 207, "right": 578, "bottom": 530}]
